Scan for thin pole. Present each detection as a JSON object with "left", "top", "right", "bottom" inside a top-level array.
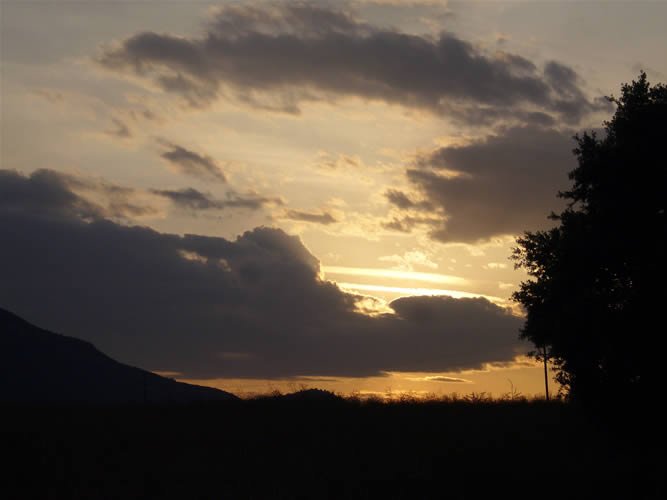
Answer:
[{"left": 543, "top": 345, "right": 550, "bottom": 401}]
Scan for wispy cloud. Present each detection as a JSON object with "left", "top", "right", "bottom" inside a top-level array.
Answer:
[
  {"left": 407, "top": 375, "right": 472, "bottom": 383},
  {"left": 152, "top": 187, "right": 282, "bottom": 211},
  {"left": 159, "top": 141, "right": 226, "bottom": 182},
  {"left": 105, "top": 118, "right": 131, "bottom": 139},
  {"left": 285, "top": 209, "right": 338, "bottom": 225}
]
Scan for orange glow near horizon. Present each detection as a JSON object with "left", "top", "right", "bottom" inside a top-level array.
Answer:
[{"left": 176, "top": 357, "right": 560, "bottom": 400}]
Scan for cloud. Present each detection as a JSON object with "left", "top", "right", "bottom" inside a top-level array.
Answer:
[
  {"left": 427, "top": 376, "right": 470, "bottom": 383},
  {"left": 314, "top": 152, "right": 362, "bottom": 170},
  {"left": 378, "top": 250, "right": 438, "bottom": 271},
  {"left": 381, "top": 214, "right": 442, "bottom": 233},
  {"left": 152, "top": 187, "right": 282, "bottom": 211},
  {"left": 105, "top": 118, "right": 132, "bottom": 139},
  {"left": 408, "top": 375, "right": 471, "bottom": 383},
  {"left": 384, "top": 189, "right": 434, "bottom": 211},
  {"left": 0, "top": 169, "right": 280, "bottom": 225},
  {"left": 284, "top": 209, "right": 338, "bottom": 224},
  {"left": 128, "top": 108, "right": 162, "bottom": 123},
  {"left": 159, "top": 142, "right": 226, "bottom": 182},
  {"left": 152, "top": 188, "right": 224, "bottom": 210},
  {"left": 32, "top": 88, "right": 64, "bottom": 103},
  {"left": 96, "top": 2, "right": 603, "bottom": 125},
  {"left": 385, "top": 126, "right": 577, "bottom": 242},
  {"left": 223, "top": 192, "right": 284, "bottom": 210},
  {"left": 0, "top": 169, "right": 159, "bottom": 221},
  {"left": 0, "top": 168, "right": 525, "bottom": 379}
]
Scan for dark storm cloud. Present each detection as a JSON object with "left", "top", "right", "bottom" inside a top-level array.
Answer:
[
  {"left": 285, "top": 209, "right": 338, "bottom": 224},
  {"left": 159, "top": 142, "right": 226, "bottom": 182},
  {"left": 97, "top": 3, "right": 602, "bottom": 124},
  {"left": 0, "top": 168, "right": 524, "bottom": 378},
  {"left": 152, "top": 187, "right": 281, "bottom": 211},
  {"left": 385, "top": 127, "right": 578, "bottom": 242}
]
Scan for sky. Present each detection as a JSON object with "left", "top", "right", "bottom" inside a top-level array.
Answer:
[{"left": 2, "top": 0, "right": 666, "bottom": 398}]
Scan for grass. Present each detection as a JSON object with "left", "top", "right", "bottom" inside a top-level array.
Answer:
[{"left": 2, "top": 392, "right": 663, "bottom": 499}]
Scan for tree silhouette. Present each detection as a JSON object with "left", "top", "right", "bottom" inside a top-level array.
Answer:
[{"left": 512, "top": 72, "right": 667, "bottom": 403}]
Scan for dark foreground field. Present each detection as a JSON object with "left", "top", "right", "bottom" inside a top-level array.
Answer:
[{"left": 2, "top": 395, "right": 664, "bottom": 500}]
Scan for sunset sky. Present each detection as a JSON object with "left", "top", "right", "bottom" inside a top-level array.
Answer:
[{"left": 2, "top": 0, "right": 666, "bottom": 397}]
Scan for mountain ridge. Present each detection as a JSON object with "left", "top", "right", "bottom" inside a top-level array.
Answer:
[{"left": 0, "top": 307, "right": 237, "bottom": 404}]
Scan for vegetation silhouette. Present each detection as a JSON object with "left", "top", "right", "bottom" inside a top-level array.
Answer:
[
  {"left": 512, "top": 72, "right": 667, "bottom": 404},
  {"left": 4, "top": 391, "right": 662, "bottom": 499}
]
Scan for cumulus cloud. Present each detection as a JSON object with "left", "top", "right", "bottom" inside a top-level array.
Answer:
[
  {"left": 385, "top": 126, "right": 577, "bottom": 242},
  {"left": 284, "top": 209, "right": 338, "bottom": 224},
  {"left": 0, "top": 168, "right": 525, "bottom": 378},
  {"left": 159, "top": 141, "right": 226, "bottom": 182},
  {"left": 96, "top": 2, "right": 603, "bottom": 124}
]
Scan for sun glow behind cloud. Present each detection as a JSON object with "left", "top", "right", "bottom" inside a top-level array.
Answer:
[
  {"left": 322, "top": 265, "right": 505, "bottom": 304},
  {"left": 322, "top": 265, "right": 467, "bottom": 285},
  {"left": 337, "top": 282, "right": 503, "bottom": 303}
]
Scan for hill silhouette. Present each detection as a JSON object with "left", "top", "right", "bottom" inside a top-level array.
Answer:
[{"left": 0, "top": 307, "right": 237, "bottom": 404}]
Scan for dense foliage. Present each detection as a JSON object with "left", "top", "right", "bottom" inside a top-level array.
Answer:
[{"left": 512, "top": 73, "right": 667, "bottom": 402}]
